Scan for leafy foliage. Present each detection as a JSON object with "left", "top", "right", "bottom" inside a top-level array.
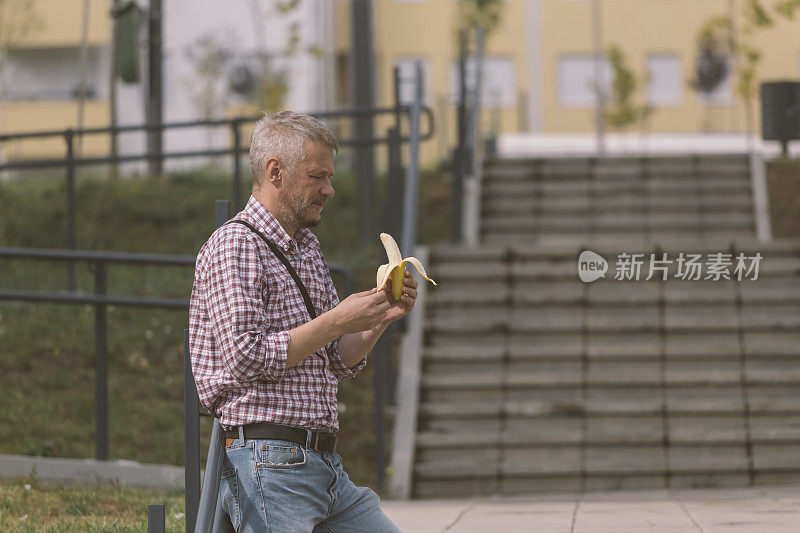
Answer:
[
  {"left": 458, "top": 0, "right": 505, "bottom": 36},
  {"left": 604, "top": 45, "right": 652, "bottom": 131}
]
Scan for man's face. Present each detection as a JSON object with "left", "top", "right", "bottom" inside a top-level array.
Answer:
[{"left": 279, "top": 141, "right": 335, "bottom": 230}]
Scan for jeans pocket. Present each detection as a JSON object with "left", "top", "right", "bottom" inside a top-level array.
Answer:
[
  {"left": 219, "top": 468, "right": 240, "bottom": 529},
  {"left": 256, "top": 440, "right": 307, "bottom": 469}
]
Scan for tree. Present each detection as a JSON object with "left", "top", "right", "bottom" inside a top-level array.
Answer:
[
  {"left": 689, "top": 17, "right": 731, "bottom": 132},
  {"left": 184, "top": 33, "right": 232, "bottom": 122},
  {"left": 693, "top": 0, "right": 800, "bottom": 138},
  {"left": 604, "top": 45, "right": 652, "bottom": 133},
  {"left": 457, "top": 0, "right": 505, "bottom": 36}
]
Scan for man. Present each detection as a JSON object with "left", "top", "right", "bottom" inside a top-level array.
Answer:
[{"left": 189, "top": 111, "right": 413, "bottom": 532}]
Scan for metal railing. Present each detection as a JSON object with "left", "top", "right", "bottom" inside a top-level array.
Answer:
[
  {"left": 0, "top": 245, "right": 351, "bottom": 465},
  {"left": 0, "top": 247, "right": 192, "bottom": 461},
  {"left": 0, "top": 105, "right": 433, "bottom": 292}
]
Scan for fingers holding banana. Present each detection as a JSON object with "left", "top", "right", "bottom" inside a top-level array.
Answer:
[
  {"left": 392, "top": 271, "right": 418, "bottom": 301},
  {"left": 375, "top": 233, "right": 435, "bottom": 303}
]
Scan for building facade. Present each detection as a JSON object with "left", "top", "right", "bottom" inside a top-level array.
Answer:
[{"left": 335, "top": 0, "right": 800, "bottom": 166}]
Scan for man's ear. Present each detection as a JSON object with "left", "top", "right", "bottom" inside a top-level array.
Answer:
[{"left": 265, "top": 158, "right": 283, "bottom": 186}]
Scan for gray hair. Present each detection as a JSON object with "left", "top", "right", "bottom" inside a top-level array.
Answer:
[{"left": 249, "top": 110, "right": 339, "bottom": 188}]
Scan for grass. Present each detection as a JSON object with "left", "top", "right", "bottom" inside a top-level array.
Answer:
[
  {"left": 767, "top": 157, "right": 800, "bottom": 239},
  {"left": 0, "top": 162, "right": 453, "bottom": 509},
  {"left": 0, "top": 474, "right": 185, "bottom": 532}
]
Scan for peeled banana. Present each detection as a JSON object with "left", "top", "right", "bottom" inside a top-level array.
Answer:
[{"left": 376, "top": 232, "right": 437, "bottom": 302}]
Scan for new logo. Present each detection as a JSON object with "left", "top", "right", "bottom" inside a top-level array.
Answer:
[{"left": 578, "top": 250, "right": 608, "bottom": 282}]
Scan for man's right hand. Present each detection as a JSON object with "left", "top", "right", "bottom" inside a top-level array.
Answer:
[{"left": 333, "top": 289, "right": 391, "bottom": 334}]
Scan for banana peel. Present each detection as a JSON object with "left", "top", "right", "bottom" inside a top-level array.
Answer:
[{"left": 376, "top": 233, "right": 437, "bottom": 302}]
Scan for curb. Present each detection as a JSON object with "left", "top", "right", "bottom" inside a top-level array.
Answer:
[{"left": 0, "top": 454, "right": 185, "bottom": 489}]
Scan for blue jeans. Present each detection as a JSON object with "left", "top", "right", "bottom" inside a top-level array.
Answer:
[{"left": 218, "top": 437, "right": 401, "bottom": 532}]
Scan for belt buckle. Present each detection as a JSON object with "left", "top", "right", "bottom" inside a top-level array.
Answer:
[{"left": 305, "top": 429, "right": 318, "bottom": 450}]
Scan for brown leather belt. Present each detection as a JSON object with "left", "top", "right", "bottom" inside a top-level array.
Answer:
[{"left": 225, "top": 422, "right": 337, "bottom": 453}]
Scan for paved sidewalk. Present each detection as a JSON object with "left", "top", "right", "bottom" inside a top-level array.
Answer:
[{"left": 381, "top": 486, "right": 800, "bottom": 533}]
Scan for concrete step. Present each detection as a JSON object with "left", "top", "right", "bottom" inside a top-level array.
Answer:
[
  {"left": 481, "top": 213, "right": 755, "bottom": 230},
  {"left": 482, "top": 181, "right": 752, "bottom": 198},
  {"left": 482, "top": 231, "right": 755, "bottom": 246},
  {"left": 483, "top": 171, "right": 752, "bottom": 186},
  {"left": 421, "top": 384, "right": 800, "bottom": 411},
  {"left": 481, "top": 198, "right": 754, "bottom": 215},
  {"left": 428, "top": 336, "right": 798, "bottom": 360}
]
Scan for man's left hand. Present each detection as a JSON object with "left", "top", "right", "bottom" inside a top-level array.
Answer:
[{"left": 378, "top": 270, "right": 418, "bottom": 326}]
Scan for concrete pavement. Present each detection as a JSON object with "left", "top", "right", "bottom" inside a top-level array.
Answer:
[{"left": 381, "top": 486, "right": 800, "bottom": 533}]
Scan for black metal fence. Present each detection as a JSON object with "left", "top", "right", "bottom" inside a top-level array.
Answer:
[
  {"left": 0, "top": 104, "right": 432, "bottom": 292},
  {"left": 0, "top": 246, "right": 351, "bottom": 463}
]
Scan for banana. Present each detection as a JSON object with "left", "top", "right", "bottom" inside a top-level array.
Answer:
[{"left": 376, "top": 232, "right": 437, "bottom": 302}]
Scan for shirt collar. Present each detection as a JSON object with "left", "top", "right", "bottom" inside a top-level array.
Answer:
[{"left": 242, "top": 195, "right": 315, "bottom": 253}]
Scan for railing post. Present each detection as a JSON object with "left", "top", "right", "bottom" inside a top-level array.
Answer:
[
  {"left": 94, "top": 261, "right": 108, "bottom": 461},
  {"left": 384, "top": 128, "right": 403, "bottom": 242},
  {"left": 400, "top": 62, "right": 423, "bottom": 259},
  {"left": 373, "top": 335, "right": 386, "bottom": 491},
  {"left": 392, "top": 66, "right": 403, "bottom": 132},
  {"left": 215, "top": 200, "right": 231, "bottom": 228},
  {"left": 231, "top": 120, "right": 242, "bottom": 211},
  {"left": 148, "top": 503, "right": 166, "bottom": 533},
  {"left": 184, "top": 328, "right": 200, "bottom": 533},
  {"left": 65, "top": 129, "right": 77, "bottom": 292},
  {"left": 451, "top": 146, "right": 464, "bottom": 244}
]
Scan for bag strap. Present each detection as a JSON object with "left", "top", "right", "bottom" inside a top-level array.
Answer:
[{"left": 224, "top": 219, "right": 317, "bottom": 320}]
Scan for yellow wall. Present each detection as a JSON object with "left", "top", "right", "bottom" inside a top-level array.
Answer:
[
  {"left": 18, "top": 0, "right": 110, "bottom": 48},
  {"left": 2, "top": 0, "right": 112, "bottom": 159},
  {"left": 336, "top": 0, "right": 800, "bottom": 159},
  {"left": 2, "top": 102, "right": 111, "bottom": 159},
  {"left": 540, "top": 0, "right": 800, "bottom": 134}
]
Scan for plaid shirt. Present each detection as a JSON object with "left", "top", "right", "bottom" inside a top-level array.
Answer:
[{"left": 189, "top": 196, "right": 365, "bottom": 432}]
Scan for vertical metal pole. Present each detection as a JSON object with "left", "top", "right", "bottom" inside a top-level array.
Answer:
[
  {"left": 468, "top": 25, "right": 485, "bottom": 175},
  {"left": 94, "top": 261, "right": 108, "bottom": 461},
  {"left": 109, "top": 0, "right": 120, "bottom": 179},
  {"left": 184, "top": 328, "right": 200, "bottom": 533},
  {"left": 75, "top": 0, "right": 90, "bottom": 159},
  {"left": 231, "top": 120, "right": 242, "bottom": 211},
  {"left": 65, "top": 129, "right": 77, "bottom": 292},
  {"left": 148, "top": 503, "right": 166, "bottom": 533},
  {"left": 147, "top": 0, "right": 163, "bottom": 176},
  {"left": 457, "top": 30, "right": 469, "bottom": 158},
  {"left": 196, "top": 420, "right": 226, "bottom": 533},
  {"left": 351, "top": 0, "right": 376, "bottom": 244},
  {"left": 384, "top": 128, "right": 403, "bottom": 239},
  {"left": 373, "top": 335, "right": 386, "bottom": 491},
  {"left": 393, "top": 65, "right": 403, "bottom": 132},
  {"left": 400, "top": 63, "right": 422, "bottom": 259},
  {"left": 215, "top": 200, "right": 231, "bottom": 228},
  {"left": 453, "top": 30, "right": 469, "bottom": 244},
  {"left": 384, "top": 323, "right": 397, "bottom": 408},
  {"left": 591, "top": 0, "right": 606, "bottom": 156}
]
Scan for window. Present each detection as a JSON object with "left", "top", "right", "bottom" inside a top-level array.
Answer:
[
  {"left": 450, "top": 56, "right": 516, "bottom": 108},
  {"left": 647, "top": 54, "right": 682, "bottom": 107},
  {"left": 394, "top": 58, "right": 431, "bottom": 105},
  {"left": 557, "top": 55, "right": 611, "bottom": 108},
  {"left": 2, "top": 48, "right": 104, "bottom": 101}
]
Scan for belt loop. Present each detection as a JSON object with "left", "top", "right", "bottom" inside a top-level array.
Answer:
[
  {"left": 238, "top": 425, "right": 245, "bottom": 443},
  {"left": 304, "top": 429, "right": 312, "bottom": 449}
]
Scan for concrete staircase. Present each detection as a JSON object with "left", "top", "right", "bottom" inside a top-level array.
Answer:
[
  {"left": 481, "top": 155, "right": 754, "bottom": 244},
  {"left": 408, "top": 154, "right": 800, "bottom": 498}
]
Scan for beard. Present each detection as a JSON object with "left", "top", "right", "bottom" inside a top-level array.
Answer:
[{"left": 280, "top": 188, "right": 323, "bottom": 229}]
